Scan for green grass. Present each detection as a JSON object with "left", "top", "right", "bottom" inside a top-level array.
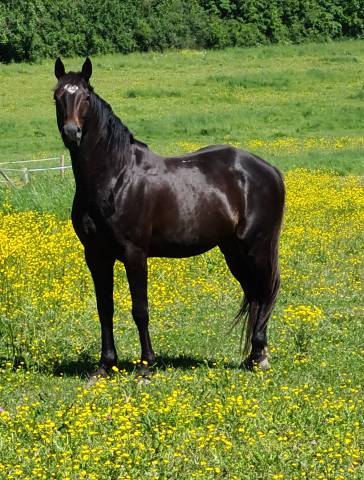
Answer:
[
  {"left": 0, "top": 40, "right": 364, "bottom": 173},
  {"left": 0, "top": 42, "right": 363, "bottom": 480}
]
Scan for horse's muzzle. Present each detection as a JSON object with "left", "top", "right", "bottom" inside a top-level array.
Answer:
[{"left": 63, "top": 122, "right": 82, "bottom": 146}]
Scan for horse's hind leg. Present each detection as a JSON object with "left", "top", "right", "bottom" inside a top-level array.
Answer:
[
  {"left": 219, "top": 241, "right": 260, "bottom": 359},
  {"left": 220, "top": 235, "right": 280, "bottom": 370},
  {"left": 240, "top": 237, "right": 280, "bottom": 370}
]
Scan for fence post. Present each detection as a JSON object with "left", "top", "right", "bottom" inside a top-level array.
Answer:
[
  {"left": 60, "top": 155, "right": 65, "bottom": 178},
  {"left": 22, "top": 168, "right": 29, "bottom": 185}
]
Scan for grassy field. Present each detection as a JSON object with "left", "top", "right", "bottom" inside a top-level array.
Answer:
[
  {"left": 0, "top": 41, "right": 363, "bottom": 479},
  {"left": 1, "top": 41, "right": 364, "bottom": 168}
]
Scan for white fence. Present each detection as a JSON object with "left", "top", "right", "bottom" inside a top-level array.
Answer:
[{"left": 0, "top": 156, "right": 72, "bottom": 187}]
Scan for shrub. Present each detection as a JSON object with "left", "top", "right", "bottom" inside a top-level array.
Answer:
[{"left": 0, "top": 0, "right": 363, "bottom": 62}]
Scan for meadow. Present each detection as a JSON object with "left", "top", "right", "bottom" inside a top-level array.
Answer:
[{"left": 0, "top": 41, "right": 363, "bottom": 479}]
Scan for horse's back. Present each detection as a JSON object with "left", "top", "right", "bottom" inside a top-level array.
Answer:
[{"left": 167, "top": 144, "right": 282, "bottom": 181}]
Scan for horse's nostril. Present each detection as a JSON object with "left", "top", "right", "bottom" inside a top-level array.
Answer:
[{"left": 63, "top": 122, "right": 82, "bottom": 145}]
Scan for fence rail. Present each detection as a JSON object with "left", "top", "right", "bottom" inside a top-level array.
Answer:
[
  {"left": 0, "top": 157, "right": 64, "bottom": 166},
  {"left": 0, "top": 155, "right": 71, "bottom": 187}
]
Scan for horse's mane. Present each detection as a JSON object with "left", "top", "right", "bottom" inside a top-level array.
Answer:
[{"left": 89, "top": 90, "right": 148, "bottom": 154}]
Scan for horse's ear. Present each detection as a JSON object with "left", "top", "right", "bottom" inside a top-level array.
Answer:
[
  {"left": 81, "top": 57, "right": 92, "bottom": 82},
  {"left": 55, "top": 57, "right": 65, "bottom": 79}
]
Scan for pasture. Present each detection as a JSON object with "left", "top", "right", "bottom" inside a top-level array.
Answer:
[{"left": 0, "top": 40, "right": 363, "bottom": 479}]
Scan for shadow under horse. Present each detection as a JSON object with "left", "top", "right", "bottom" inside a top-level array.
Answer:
[{"left": 53, "top": 58, "right": 285, "bottom": 376}]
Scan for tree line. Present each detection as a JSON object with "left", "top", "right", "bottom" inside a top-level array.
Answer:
[{"left": 1, "top": 0, "right": 363, "bottom": 62}]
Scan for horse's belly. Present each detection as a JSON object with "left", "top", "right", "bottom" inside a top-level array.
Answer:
[
  {"left": 148, "top": 220, "right": 231, "bottom": 258},
  {"left": 148, "top": 239, "right": 216, "bottom": 258}
]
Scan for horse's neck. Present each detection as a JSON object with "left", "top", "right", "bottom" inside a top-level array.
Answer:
[{"left": 70, "top": 131, "right": 130, "bottom": 197}]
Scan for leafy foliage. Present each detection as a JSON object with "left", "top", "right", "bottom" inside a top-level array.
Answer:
[{"left": 0, "top": 0, "right": 363, "bottom": 62}]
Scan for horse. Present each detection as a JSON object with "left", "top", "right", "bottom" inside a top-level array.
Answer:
[{"left": 54, "top": 57, "right": 285, "bottom": 376}]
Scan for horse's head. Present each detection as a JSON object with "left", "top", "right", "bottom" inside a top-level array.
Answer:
[{"left": 54, "top": 57, "right": 93, "bottom": 148}]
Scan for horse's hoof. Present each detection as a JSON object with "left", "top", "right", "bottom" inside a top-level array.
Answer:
[
  {"left": 241, "top": 356, "right": 271, "bottom": 371},
  {"left": 136, "top": 362, "right": 154, "bottom": 379},
  {"left": 87, "top": 367, "right": 109, "bottom": 384},
  {"left": 137, "top": 373, "right": 152, "bottom": 385},
  {"left": 258, "top": 357, "right": 271, "bottom": 371},
  {"left": 241, "top": 358, "right": 253, "bottom": 371}
]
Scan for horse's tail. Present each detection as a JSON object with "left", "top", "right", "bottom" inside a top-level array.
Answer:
[{"left": 234, "top": 296, "right": 250, "bottom": 356}]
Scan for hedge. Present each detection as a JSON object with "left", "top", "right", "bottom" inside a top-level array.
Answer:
[{"left": 1, "top": 0, "right": 363, "bottom": 62}]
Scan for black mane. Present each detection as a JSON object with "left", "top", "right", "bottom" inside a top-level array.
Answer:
[{"left": 89, "top": 90, "right": 148, "bottom": 154}]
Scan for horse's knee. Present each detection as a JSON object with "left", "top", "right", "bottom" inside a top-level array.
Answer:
[{"left": 132, "top": 305, "right": 149, "bottom": 326}]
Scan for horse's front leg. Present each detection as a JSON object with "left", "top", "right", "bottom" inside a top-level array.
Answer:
[
  {"left": 124, "top": 249, "right": 156, "bottom": 368},
  {"left": 85, "top": 248, "right": 117, "bottom": 376}
]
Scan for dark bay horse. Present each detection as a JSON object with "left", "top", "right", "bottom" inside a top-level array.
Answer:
[{"left": 54, "top": 58, "right": 285, "bottom": 375}]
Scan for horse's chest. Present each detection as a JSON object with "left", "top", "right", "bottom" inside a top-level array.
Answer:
[
  {"left": 81, "top": 212, "right": 98, "bottom": 236},
  {"left": 72, "top": 200, "right": 116, "bottom": 247},
  {"left": 72, "top": 211, "right": 100, "bottom": 245}
]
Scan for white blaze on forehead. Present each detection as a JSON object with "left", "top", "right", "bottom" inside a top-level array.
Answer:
[{"left": 64, "top": 84, "right": 79, "bottom": 94}]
